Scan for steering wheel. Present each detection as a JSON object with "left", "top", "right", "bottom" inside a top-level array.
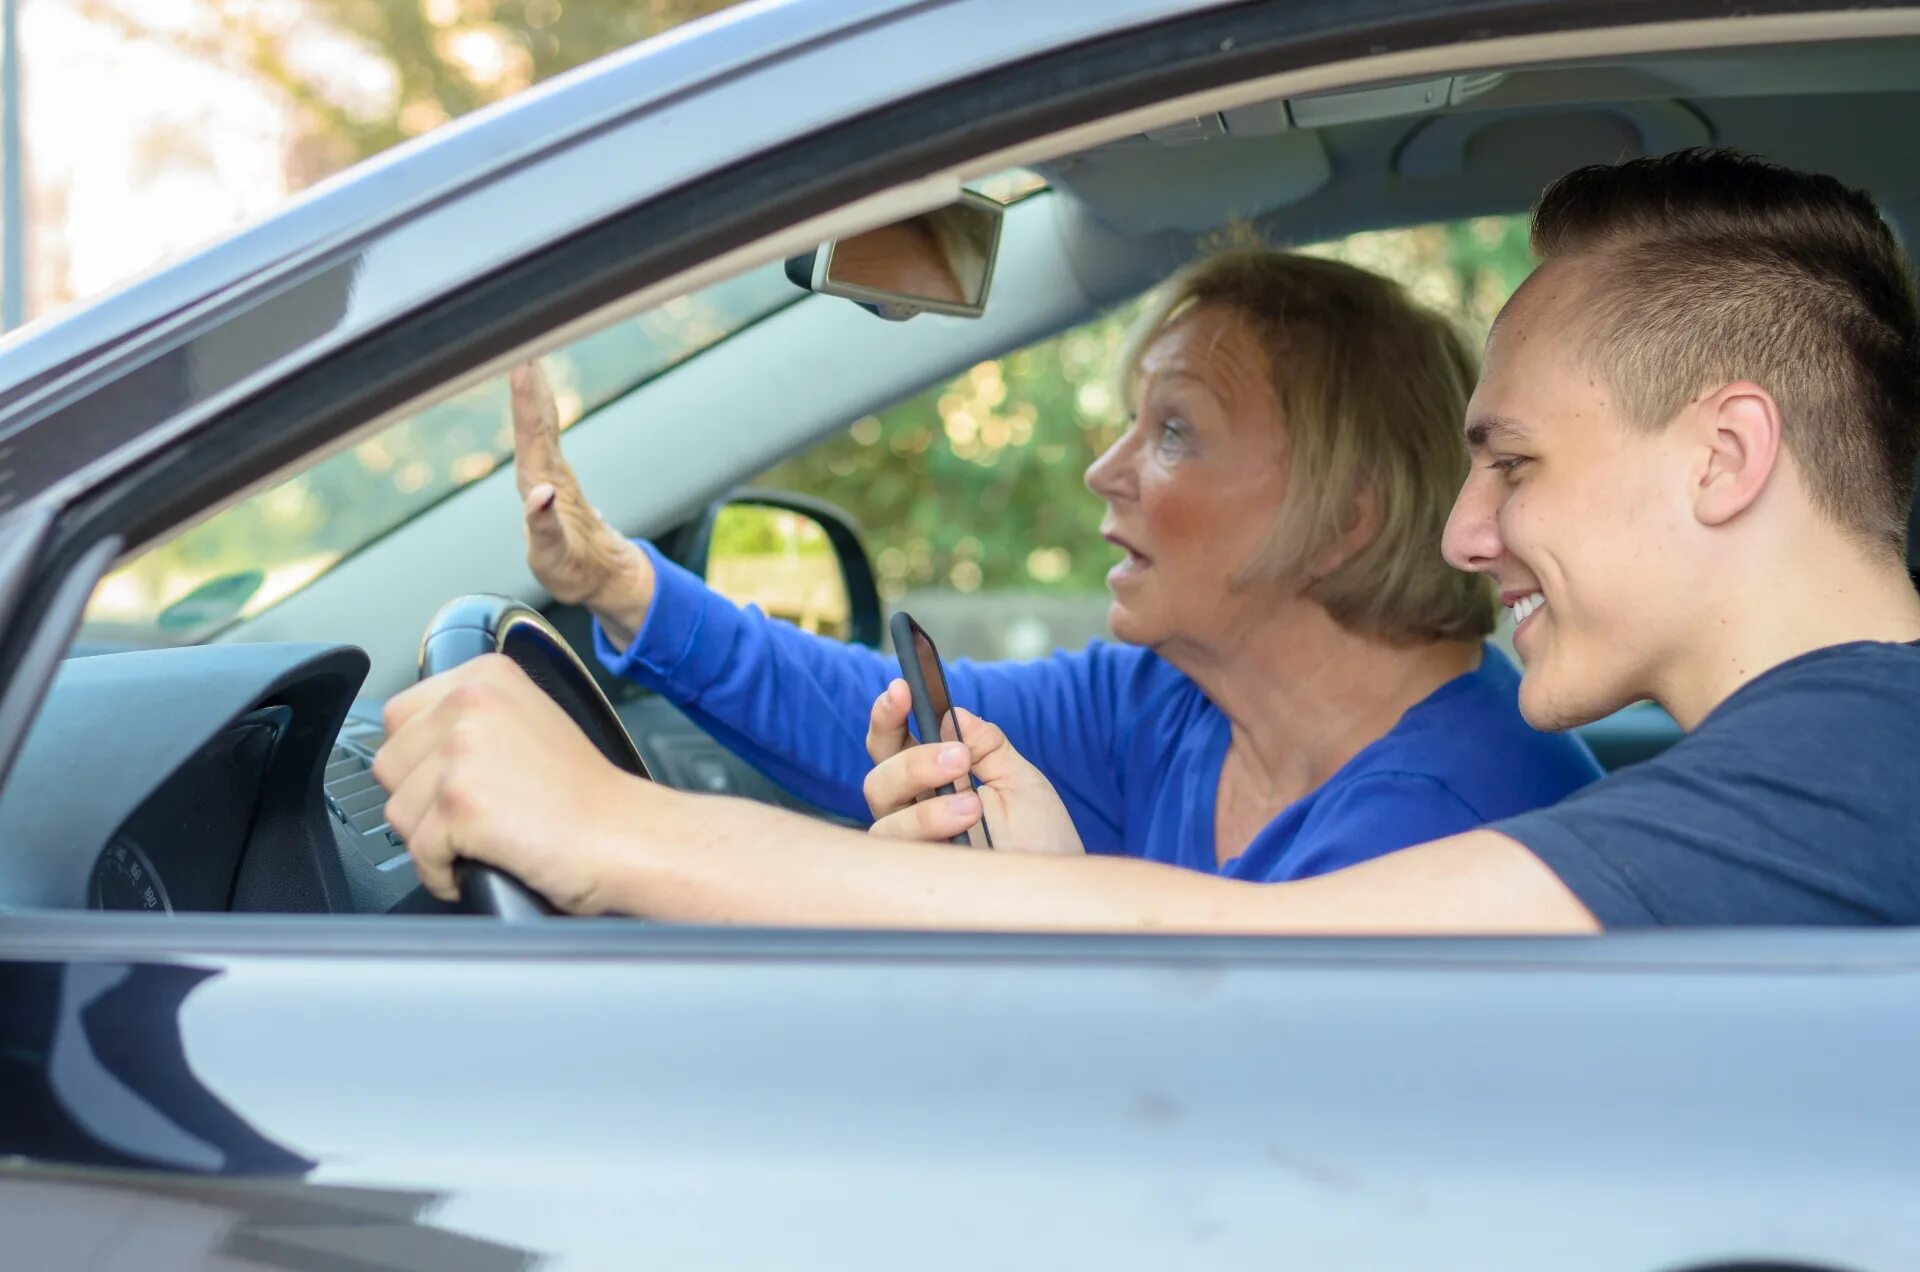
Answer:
[{"left": 417, "top": 595, "right": 652, "bottom": 919}]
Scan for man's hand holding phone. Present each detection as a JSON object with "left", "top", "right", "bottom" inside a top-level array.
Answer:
[{"left": 863, "top": 679, "right": 1085, "bottom": 856}]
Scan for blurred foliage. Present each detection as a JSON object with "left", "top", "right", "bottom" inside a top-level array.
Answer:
[
  {"left": 706, "top": 503, "right": 849, "bottom": 640},
  {"left": 760, "top": 215, "right": 1539, "bottom": 603},
  {"left": 710, "top": 502, "right": 837, "bottom": 559},
  {"left": 74, "top": 0, "right": 1542, "bottom": 639}
]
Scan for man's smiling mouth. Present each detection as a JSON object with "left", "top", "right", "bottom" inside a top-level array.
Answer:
[{"left": 1504, "top": 590, "right": 1546, "bottom": 626}]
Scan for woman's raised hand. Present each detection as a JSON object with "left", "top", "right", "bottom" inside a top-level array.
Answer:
[
  {"left": 509, "top": 361, "right": 655, "bottom": 647},
  {"left": 863, "top": 680, "right": 1085, "bottom": 855}
]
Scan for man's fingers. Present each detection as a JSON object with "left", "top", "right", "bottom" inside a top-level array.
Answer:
[
  {"left": 862, "top": 739, "right": 971, "bottom": 819},
  {"left": 380, "top": 742, "right": 459, "bottom": 899},
  {"left": 865, "top": 679, "right": 913, "bottom": 764},
  {"left": 402, "top": 802, "right": 459, "bottom": 901},
  {"left": 869, "top": 790, "right": 981, "bottom": 843},
  {"left": 379, "top": 663, "right": 470, "bottom": 740},
  {"left": 376, "top": 656, "right": 527, "bottom": 783}
]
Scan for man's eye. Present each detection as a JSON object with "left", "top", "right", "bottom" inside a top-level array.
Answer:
[{"left": 1490, "top": 456, "right": 1531, "bottom": 479}]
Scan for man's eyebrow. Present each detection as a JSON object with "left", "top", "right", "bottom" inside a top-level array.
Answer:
[{"left": 1465, "top": 414, "right": 1529, "bottom": 449}]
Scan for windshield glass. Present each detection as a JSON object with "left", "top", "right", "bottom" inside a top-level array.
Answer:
[{"left": 80, "top": 263, "right": 799, "bottom": 646}]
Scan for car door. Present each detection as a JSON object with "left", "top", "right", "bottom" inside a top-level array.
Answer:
[{"left": 4, "top": 2, "right": 1920, "bottom": 1269}]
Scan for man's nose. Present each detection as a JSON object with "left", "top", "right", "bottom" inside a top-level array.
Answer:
[{"left": 1442, "top": 474, "right": 1503, "bottom": 574}]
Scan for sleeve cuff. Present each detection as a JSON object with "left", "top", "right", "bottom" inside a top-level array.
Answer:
[
  {"left": 591, "top": 539, "right": 749, "bottom": 694},
  {"left": 1490, "top": 812, "right": 1659, "bottom": 930}
]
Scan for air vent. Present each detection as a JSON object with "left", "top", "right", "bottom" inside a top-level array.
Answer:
[{"left": 324, "top": 732, "right": 403, "bottom": 865}]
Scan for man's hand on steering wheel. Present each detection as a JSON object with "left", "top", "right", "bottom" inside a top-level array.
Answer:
[{"left": 375, "top": 654, "right": 639, "bottom": 913}]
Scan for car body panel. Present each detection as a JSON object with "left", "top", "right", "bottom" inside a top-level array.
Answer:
[{"left": 5, "top": 919, "right": 1920, "bottom": 1269}]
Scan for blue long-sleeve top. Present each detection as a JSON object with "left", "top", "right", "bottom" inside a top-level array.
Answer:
[{"left": 594, "top": 543, "right": 1602, "bottom": 880}]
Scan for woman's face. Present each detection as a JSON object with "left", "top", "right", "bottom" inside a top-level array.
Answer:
[{"left": 1085, "top": 304, "right": 1297, "bottom": 651}]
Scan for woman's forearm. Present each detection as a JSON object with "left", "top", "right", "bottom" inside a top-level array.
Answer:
[{"left": 585, "top": 537, "right": 657, "bottom": 651}]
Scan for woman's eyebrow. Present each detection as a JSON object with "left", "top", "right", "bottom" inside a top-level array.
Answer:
[{"left": 1465, "top": 413, "right": 1529, "bottom": 450}]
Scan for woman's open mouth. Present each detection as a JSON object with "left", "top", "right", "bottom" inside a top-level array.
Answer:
[{"left": 1102, "top": 531, "right": 1151, "bottom": 584}]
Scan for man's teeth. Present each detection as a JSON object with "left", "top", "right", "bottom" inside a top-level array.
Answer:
[{"left": 1508, "top": 592, "right": 1546, "bottom": 624}]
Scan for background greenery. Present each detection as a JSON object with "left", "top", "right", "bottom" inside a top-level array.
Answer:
[
  {"left": 756, "top": 218, "right": 1537, "bottom": 604},
  {"left": 76, "top": 1, "right": 1541, "bottom": 641}
]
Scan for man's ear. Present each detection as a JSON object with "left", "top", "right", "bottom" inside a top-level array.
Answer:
[{"left": 1693, "top": 381, "right": 1783, "bottom": 528}]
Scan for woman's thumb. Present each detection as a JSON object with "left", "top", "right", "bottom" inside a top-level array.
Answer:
[{"left": 523, "top": 484, "right": 567, "bottom": 550}]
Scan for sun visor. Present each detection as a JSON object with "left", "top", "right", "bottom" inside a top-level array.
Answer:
[
  {"left": 1040, "top": 128, "right": 1332, "bottom": 234},
  {"left": 1393, "top": 101, "right": 1710, "bottom": 181}
]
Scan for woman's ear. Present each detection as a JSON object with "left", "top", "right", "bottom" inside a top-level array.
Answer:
[
  {"left": 1694, "top": 381, "right": 1783, "bottom": 528},
  {"left": 1311, "top": 486, "right": 1381, "bottom": 579}
]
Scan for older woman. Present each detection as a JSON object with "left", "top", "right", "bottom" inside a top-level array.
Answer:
[{"left": 499, "top": 249, "right": 1598, "bottom": 886}]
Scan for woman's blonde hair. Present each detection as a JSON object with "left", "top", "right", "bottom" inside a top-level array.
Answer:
[{"left": 1119, "top": 248, "right": 1494, "bottom": 643}]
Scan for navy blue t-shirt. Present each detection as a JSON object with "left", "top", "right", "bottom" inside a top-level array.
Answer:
[{"left": 1494, "top": 641, "right": 1920, "bottom": 927}]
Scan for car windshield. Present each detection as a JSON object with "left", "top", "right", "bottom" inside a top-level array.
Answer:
[{"left": 78, "top": 262, "right": 801, "bottom": 646}]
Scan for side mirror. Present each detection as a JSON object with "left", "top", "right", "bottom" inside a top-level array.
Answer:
[
  {"left": 784, "top": 190, "right": 1004, "bottom": 321},
  {"left": 669, "top": 491, "right": 882, "bottom": 647}
]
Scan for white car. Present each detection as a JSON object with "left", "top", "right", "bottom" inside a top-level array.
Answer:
[{"left": 0, "top": 1, "right": 1915, "bottom": 1268}]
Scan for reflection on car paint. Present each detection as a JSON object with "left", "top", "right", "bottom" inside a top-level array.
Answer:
[{"left": 0, "top": 958, "right": 540, "bottom": 1270}]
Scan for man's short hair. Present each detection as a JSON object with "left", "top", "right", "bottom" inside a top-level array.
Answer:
[
  {"left": 1531, "top": 148, "right": 1920, "bottom": 553},
  {"left": 1120, "top": 249, "right": 1495, "bottom": 644}
]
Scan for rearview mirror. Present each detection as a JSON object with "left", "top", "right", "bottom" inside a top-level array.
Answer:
[{"left": 785, "top": 190, "right": 1004, "bottom": 321}]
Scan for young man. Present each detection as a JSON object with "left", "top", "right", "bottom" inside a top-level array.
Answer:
[{"left": 376, "top": 149, "right": 1920, "bottom": 931}]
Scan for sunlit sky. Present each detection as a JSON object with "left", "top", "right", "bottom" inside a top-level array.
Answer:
[{"left": 15, "top": 0, "right": 382, "bottom": 321}]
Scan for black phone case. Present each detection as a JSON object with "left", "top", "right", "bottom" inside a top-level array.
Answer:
[{"left": 889, "top": 610, "right": 993, "bottom": 848}]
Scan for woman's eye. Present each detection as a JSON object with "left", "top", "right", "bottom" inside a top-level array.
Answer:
[
  {"left": 1156, "top": 418, "right": 1192, "bottom": 452},
  {"left": 1490, "top": 455, "right": 1531, "bottom": 480}
]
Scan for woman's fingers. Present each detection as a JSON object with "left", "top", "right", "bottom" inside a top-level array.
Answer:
[
  {"left": 509, "top": 361, "right": 572, "bottom": 499},
  {"left": 946, "top": 708, "right": 1013, "bottom": 773},
  {"left": 865, "top": 679, "right": 914, "bottom": 764},
  {"left": 862, "top": 738, "right": 971, "bottom": 820},
  {"left": 870, "top": 789, "right": 981, "bottom": 843}
]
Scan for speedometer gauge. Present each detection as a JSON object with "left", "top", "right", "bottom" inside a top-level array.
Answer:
[{"left": 90, "top": 837, "right": 173, "bottom": 913}]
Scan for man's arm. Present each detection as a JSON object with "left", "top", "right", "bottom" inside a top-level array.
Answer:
[
  {"left": 593, "top": 788, "right": 1600, "bottom": 932},
  {"left": 377, "top": 656, "right": 1599, "bottom": 934}
]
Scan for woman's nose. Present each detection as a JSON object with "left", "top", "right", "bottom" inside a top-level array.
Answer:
[
  {"left": 1084, "top": 432, "right": 1136, "bottom": 500},
  {"left": 1442, "top": 474, "right": 1504, "bottom": 574}
]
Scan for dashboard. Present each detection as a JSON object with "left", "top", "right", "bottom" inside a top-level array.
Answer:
[
  {"left": 87, "top": 706, "right": 286, "bottom": 913},
  {"left": 0, "top": 643, "right": 403, "bottom": 915},
  {"left": 0, "top": 634, "right": 844, "bottom": 918}
]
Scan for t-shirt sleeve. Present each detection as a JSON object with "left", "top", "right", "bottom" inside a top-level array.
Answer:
[
  {"left": 1492, "top": 651, "right": 1920, "bottom": 929},
  {"left": 1274, "top": 772, "right": 1489, "bottom": 882}
]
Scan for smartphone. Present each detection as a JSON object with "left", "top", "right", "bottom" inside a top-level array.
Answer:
[{"left": 889, "top": 610, "right": 994, "bottom": 849}]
